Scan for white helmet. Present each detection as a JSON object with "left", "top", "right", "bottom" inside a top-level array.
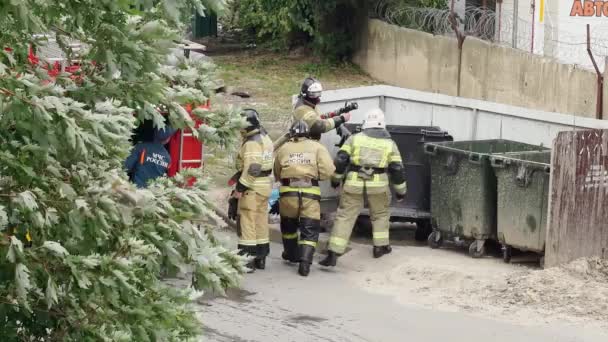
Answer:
[
  {"left": 362, "top": 108, "right": 386, "bottom": 129},
  {"left": 301, "top": 77, "right": 323, "bottom": 100}
]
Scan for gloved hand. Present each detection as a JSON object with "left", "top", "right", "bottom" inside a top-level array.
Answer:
[
  {"left": 269, "top": 201, "right": 279, "bottom": 215},
  {"left": 228, "top": 191, "right": 239, "bottom": 221},
  {"left": 395, "top": 192, "right": 406, "bottom": 202},
  {"left": 341, "top": 112, "right": 352, "bottom": 123},
  {"left": 331, "top": 179, "right": 341, "bottom": 189}
]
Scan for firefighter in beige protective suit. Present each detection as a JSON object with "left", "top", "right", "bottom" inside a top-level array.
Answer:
[
  {"left": 273, "top": 77, "right": 353, "bottom": 151},
  {"left": 273, "top": 120, "right": 335, "bottom": 276},
  {"left": 320, "top": 108, "right": 407, "bottom": 267},
  {"left": 232, "top": 109, "right": 274, "bottom": 272}
]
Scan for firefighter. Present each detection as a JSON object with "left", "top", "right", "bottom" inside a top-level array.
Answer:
[
  {"left": 125, "top": 126, "right": 176, "bottom": 188},
  {"left": 273, "top": 78, "right": 353, "bottom": 151},
  {"left": 232, "top": 109, "right": 274, "bottom": 272},
  {"left": 274, "top": 120, "right": 335, "bottom": 277},
  {"left": 294, "top": 77, "right": 351, "bottom": 131},
  {"left": 319, "top": 108, "right": 406, "bottom": 267}
]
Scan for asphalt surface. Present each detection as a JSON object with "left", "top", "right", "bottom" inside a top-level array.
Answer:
[{"left": 196, "top": 231, "right": 608, "bottom": 342}]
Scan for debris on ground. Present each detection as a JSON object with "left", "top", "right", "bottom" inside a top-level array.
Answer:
[
  {"left": 231, "top": 90, "right": 251, "bottom": 98},
  {"left": 354, "top": 248, "right": 608, "bottom": 328},
  {"left": 479, "top": 258, "right": 608, "bottom": 323}
]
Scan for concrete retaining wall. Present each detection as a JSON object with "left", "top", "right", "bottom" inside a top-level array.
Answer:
[
  {"left": 353, "top": 19, "right": 459, "bottom": 96},
  {"left": 353, "top": 19, "right": 605, "bottom": 119}
]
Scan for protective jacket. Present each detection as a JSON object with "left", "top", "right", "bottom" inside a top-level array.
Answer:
[
  {"left": 274, "top": 137, "right": 335, "bottom": 201},
  {"left": 125, "top": 142, "right": 171, "bottom": 188},
  {"left": 333, "top": 128, "right": 406, "bottom": 195},
  {"left": 235, "top": 129, "right": 274, "bottom": 197},
  {"left": 293, "top": 97, "right": 343, "bottom": 133}
]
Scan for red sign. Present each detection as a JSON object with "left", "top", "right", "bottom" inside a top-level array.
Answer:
[{"left": 570, "top": 0, "right": 608, "bottom": 17}]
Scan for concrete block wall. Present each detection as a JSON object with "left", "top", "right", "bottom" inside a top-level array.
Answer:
[
  {"left": 353, "top": 19, "right": 605, "bottom": 119},
  {"left": 353, "top": 19, "right": 459, "bottom": 96}
]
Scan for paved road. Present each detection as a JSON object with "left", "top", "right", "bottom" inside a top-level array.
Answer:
[{"left": 197, "top": 233, "right": 608, "bottom": 342}]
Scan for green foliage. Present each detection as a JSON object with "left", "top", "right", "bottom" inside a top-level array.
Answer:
[
  {"left": 228, "top": 0, "right": 368, "bottom": 61},
  {"left": 0, "top": 0, "right": 245, "bottom": 340}
]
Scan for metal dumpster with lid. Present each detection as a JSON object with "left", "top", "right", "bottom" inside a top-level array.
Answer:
[
  {"left": 490, "top": 151, "right": 551, "bottom": 263},
  {"left": 424, "top": 140, "right": 548, "bottom": 257}
]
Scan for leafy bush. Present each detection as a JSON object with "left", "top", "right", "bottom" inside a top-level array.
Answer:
[
  {"left": 228, "top": 0, "right": 368, "bottom": 61},
  {"left": 0, "top": 0, "right": 245, "bottom": 340}
]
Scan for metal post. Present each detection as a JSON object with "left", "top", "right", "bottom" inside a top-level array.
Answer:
[
  {"left": 498, "top": 1, "right": 503, "bottom": 43},
  {"left": 587, "top": 24, "right": 604, "bottom": 120},
  {"left": 513, "top": 0, "right": 519, "bottom": 48},
  {"left": 450, "top": 0, "right": 466, "bottom": 97},
  {"left": 530, "top": 0, "right": 536, "bottom": 53}
]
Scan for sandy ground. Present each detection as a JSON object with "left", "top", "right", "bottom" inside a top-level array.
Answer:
[
  {"left": 203, "top": 187, "right": 608, "bottom": 336},
  {"left": 190, "top": 228, "right": 608, "bottom": 342},
  {"left": 348, "top": 241, "right": 608, "bottom": 330}
]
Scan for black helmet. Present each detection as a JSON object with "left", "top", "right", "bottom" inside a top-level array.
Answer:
[
  {"left": 309, "top": 120, "right": 325, "bottom": 140},
  {"left": 289, "top": 120, "right": 310, "bottom": 138},
  {"left": 241, "top": 108, "right": 261, "bottom": 131},
  {"left": 300, "top": 77, "right": 323, "bottom": 100}
]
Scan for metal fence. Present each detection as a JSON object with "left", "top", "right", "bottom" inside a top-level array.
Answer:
[{"left": 371, "top": 0, "right": 608, "bottom": 72}]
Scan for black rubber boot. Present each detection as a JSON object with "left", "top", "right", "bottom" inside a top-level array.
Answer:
[
  {"left": 281, "top": 217, "right": 300, "bottom": 263},
  {"left": 254, "top": 257, "right": 266, "bottom": 270},
  {"left": 245, "top": 259, "right": 256, "bottom": 273},
  {"left": 298, "top": 244, "right": 315, "bottom": 277},
  {"left": 282, "top": 251, "right": 299, "bottom": 263},
  {"left": 373, "top": 245, "right": 392, "bottom": 259},
  {"left": 319, "top": 250, "right": 339, "bottom": 267},
  {"left": 238, "top": 246, "right": 257, "bottom": 273}
]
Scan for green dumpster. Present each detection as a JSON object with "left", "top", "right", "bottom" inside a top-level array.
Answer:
[
  {"left": 424, "top": 140, "right": 548, "bottom": 258},
  {"left": 490, "top": 151, "right": 551, "bottom": 263}
]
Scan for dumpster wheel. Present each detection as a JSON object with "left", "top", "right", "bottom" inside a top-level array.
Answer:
[
  {"left": 415, "top": 221, "right": 433, "bottom": 242},
  {"left": 427, "top": 231, "right": 443, "bottom": 249},
  {"left": 502, "top": 245, "right": 512, "bottom": 263},
  {"left": 468, "top": 240, "right": 486, "bottom": 258}
]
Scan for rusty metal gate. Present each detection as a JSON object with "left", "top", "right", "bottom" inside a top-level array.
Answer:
[{"left": 545, "top": 129, "right": 608, "bottom": 267}]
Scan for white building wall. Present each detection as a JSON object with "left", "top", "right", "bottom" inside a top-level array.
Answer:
[{"left": 495, "top": 0, "right": 608, "bottom": 72}]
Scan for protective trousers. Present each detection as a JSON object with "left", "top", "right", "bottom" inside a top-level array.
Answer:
[
  {"left": 279, "top": 193, "right": 321, "bottom": 264},
  {"left": 237, "top": 190, "right": 270, "bottom": 259},
  {"left": 328, "top": 189, "right": 391, "bottom": 254}
]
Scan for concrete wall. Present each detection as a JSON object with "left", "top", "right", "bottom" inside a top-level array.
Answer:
[
  {"left": 354, "top": 19, "right": 604, "bottom": 119},
  {"left": 353, "top": 19, "right": 459, "bottom": 96}
]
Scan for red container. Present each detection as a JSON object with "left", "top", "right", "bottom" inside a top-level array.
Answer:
[{"left": 167, "top": 101, "right": 210, "bottom": 186}]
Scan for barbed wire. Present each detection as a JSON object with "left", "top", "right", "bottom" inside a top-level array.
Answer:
[{"left": 372, "top": 0, "right": 608, "bottom": 72}]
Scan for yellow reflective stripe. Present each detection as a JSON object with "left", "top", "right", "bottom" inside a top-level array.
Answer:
[
  {"left": 283, "top": 233, "right": 298, "bottom": 239},
  {"left": 340, "top": 144, "right": 352, "bottom": 154},
  {"left": 394, "top": 183, "right": 406, "bottom": 190},
  {"left": 388, "top": 155, "right": 402, "bottom": 163},
  {"left": 352, "top": 136, "right": 361, "bottom": 165},
  {"left": 279, "top": 186, "right": 321, "bottom": 196},
  {"left": 243, "top": 152, "right": 263, "bottom": 156},
  {"left": 238, "top": 240, "right": 257, "bottom": 246},
  {"left": 373, "top": 232, "right": 389, "bottom": 239},
  {"left": 381, "top": 140, "right": 393, "bottom": 168},
  {"left": 25, "top": 231, "right": 32, "bottom": 242},
  {"left": 344, "top": 172, "right": 388, "bottom": 188},
  {"left": 299, "top": 240, "right": 317, "bottom": 247},
  {"left": 329, "top": 236, "right": 348, "bottom": 247},
  {"left": 240, "top": 178, "right": 254, "bottom": 187},
  {"left": 256, "top": 238, "right": 269, "bottom": 244},
  {"left": 333, "top": 173, "right": 344, "bottom": 179}
]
